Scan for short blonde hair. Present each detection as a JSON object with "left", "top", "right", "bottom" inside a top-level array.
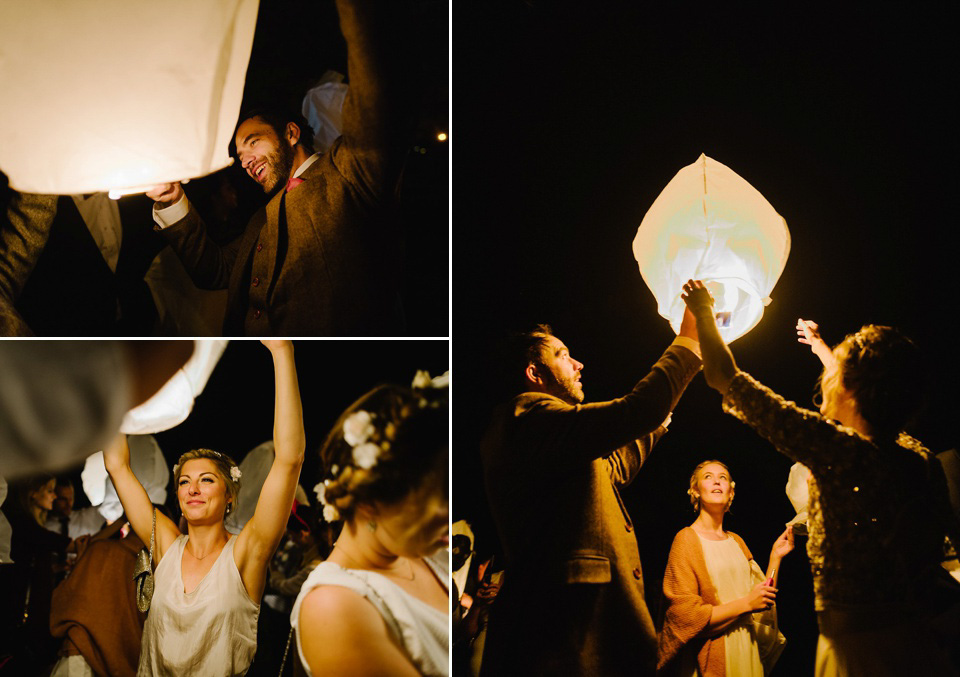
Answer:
[
  {"left": 687, "top": 460, "right": 735, "bottom": 512},
  {"left": 173, "top": 449, "right": 241, "bottom": 516}
]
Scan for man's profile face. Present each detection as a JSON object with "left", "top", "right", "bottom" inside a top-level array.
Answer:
[
  {"left": 53, "top": 486, "right": 74, "bottom": 518},
  {"left": 535, "top": 335, "right": 585, "bottom": 404},
  {"left": 235, "top": 117, "right": 296, "bottom": 194}
]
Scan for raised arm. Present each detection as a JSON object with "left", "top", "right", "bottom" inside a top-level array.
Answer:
[
  {"left": 236, "top": 341, "right": 305, "bottom": 596},
  {"left": 797, "top": 318, "right": 836, "bottom": 371},
  {"left": 519, "top": 341, "right": 701, "bottom": 467},
  {"left": 681, "top": 279, "right": 737, "bottom": 394},
  {"left": 147, "top": 191, "right": 243, "bottom": 291},
  {"left": 102, "top": 434, "right": 180, "bottom": 562},
  {"left": 331, "top": 0, "right": 403, "bottom": 200}
]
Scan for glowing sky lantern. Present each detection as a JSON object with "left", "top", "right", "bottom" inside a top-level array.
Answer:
[
  {"left": 632, "top": 154, "right": 791, "bottom": 342},
  {"left": 0, "top": 0, "right": 258, "bottom": 196},
  {"left": 121, "top": 340, "right": 229, "bottom": 435}
]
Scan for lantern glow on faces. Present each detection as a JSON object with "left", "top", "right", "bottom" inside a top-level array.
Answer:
[
  {"left": 633, "top": 154, "right": 791, "bottom": 342},
  {"left": 0, "top": 0, "right": 259, "bottom": 197}
]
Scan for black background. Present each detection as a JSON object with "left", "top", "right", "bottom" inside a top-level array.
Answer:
[{"left": 453, "top": 4, "right": 957, "bottom": 673}]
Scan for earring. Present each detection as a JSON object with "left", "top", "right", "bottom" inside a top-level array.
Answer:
[{"left": 366, "top": 520, "right": 377, "bottom": 533}]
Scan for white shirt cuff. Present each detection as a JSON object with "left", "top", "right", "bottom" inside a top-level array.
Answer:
[
  {"left": 152, "top": 193, "right": 190, "bottom": 229},
  {"left": 671, "top": 336, "right": 702, "bottom": 360}
]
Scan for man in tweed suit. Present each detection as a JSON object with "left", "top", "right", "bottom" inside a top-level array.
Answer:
[
  {"left": 147, "top": 0, "right": 404, "bottom": 336},
  {"left": 479, "top": 313, "right": 702, "bottom": 676}
]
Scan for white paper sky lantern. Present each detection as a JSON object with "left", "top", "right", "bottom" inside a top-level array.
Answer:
[
  {"left": 632, "top": 154, "right": 791, "bottom": 342},
  {"left": 121, "top": 340, "right": 229, "bottom": 435},
  {"left": 0, "top": 0, "right": 259, "bottom": 196}
]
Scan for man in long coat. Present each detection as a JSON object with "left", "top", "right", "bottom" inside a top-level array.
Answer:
[{"left": 480, "top": 312, "right": 701, "bottom": 675}]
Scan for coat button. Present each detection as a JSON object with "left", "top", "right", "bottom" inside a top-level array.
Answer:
[
  {"left": 252, "top": 277, "right": 260, "bottom": 287},
  {"left": 633, "top": 567, "right": 642, "bottom": 580},
  {"left": 254, "top": 310, "right": 261, "bottom": 319},
  {"left": 256, "top": 243, "right": 263, "bottom": 252}
]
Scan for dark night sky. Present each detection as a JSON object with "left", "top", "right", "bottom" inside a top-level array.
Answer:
[{"left": 454, "top": 5, "right": 956, "bottom": 673}]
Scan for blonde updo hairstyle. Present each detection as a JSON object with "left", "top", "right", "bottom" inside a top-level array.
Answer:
[
  {"left": 687, "top": 459, "right": 735, "bottom": 513},
  {"left": 318, "top": 382, "right": 448, "bottom": 524},
  {"left": 173, "top": 449, "right": 242, "bottom": 517}
]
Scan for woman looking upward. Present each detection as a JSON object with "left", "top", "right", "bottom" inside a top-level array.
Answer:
[{"left": 658, "top": 460, "right": 792, "bottom": 676}]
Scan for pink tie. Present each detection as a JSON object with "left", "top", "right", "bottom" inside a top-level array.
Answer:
[{"left": 285, "top": 177, "right": 304, "bottom": 193}]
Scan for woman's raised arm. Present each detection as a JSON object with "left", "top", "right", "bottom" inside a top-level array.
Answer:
[
  {"left": 102, "top": 433, "right": 180, "bottom": 562},
  {"left": 237, "top": 341, "right": 306, "bottom": 589}
]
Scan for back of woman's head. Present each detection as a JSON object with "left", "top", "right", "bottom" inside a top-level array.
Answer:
[
  {"left": 835, "top": 325, "right": 926, "bottom": 441},
  {"left": 315, "top": 373, "right": 448, "bottom": 523}
]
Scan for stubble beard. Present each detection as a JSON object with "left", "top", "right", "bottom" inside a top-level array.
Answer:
[
  {"left": 261, "top": 143, "right": 296, "bottom": 195},
  {"left": 548, "top": 371, "right": 584, "bottom": 405}
]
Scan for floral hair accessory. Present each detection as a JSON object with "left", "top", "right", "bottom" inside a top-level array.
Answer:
[
  {"left": 412, "top": 370, "right": 449, "bottom": 409},
  {"left": 352, "top": 442, "right": 380, "bottom": 470},
  {"left": 313, "top": 481, "right": 341, "bottom": 522},
  {"left": 412, "top": 370, "right": 449, "bottom": 390},
  {"left": 343, "top": 410, "right": 376, "bottom": 447}
]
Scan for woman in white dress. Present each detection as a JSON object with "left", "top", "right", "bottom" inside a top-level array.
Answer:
[
  {"left": 292, "top": 372, "right": 449, "bottom": 676},
  {"left": 658, "top": 460, "right": 793, "bottom": 676},
  {"left": 104, "top": 340, "right": 304, "bottom": 676}
]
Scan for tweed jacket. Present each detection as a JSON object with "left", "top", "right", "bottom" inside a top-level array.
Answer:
[
  {"left": 160, "top": 0, "right": 403, "bottom": 337},
  {"left": 479, "top": 342, "right": 702, "bottom": 676},
  {"left": 657, "top": 527, "right": 753, "bottom": 676},
  {"left": 1, "top": 190, "right": 161, "bottom": 336},
  {"left": 0, "top": 191, "right": 57, "bottom": 336}
]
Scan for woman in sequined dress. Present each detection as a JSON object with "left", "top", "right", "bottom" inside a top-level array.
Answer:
[{"left": 680, "top": 279, "right": 959, "bottom": 676}]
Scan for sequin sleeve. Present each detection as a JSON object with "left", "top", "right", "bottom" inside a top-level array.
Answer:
[{"left": 721, "top": 371, "right": 869, "bottom": 469}]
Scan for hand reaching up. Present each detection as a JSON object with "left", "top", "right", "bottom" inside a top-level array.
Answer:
[
  {"left": 796, "top": 318, "right": 835, "bottom": 369},
  {"left": 681, "top": 279, "right": 737, "bottom": 393}
]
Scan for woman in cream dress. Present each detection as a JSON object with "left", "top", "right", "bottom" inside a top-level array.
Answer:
[
  {"left": 658, "top": 460, "right": 792, "bottom": 676},
  {"left": 104, "top": 340, "right": 304, "bottom": 676}
]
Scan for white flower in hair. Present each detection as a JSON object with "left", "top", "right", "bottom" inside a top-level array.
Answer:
[
  {"left": 352, "top": 442, "right": 380, "bottom": 469},
  {"left": 343, "top": 410, "right": 375, "bottom": 446},
  {"left": 313, "top": 482, "right": 326, "bottom": 505},
  {"left": 412, "top": 370, "right": 433, "bottom": 389},
  {"left": 230, "top": 466, "right": 242, "bottom": 482},
  {"left": 322, "top": 504, "right": 340, "bottom": 522},
  {"left": 430, "top": 371, "right": 450, "bottom": 389}
]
